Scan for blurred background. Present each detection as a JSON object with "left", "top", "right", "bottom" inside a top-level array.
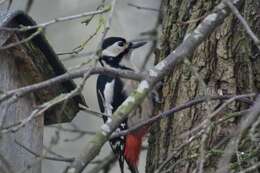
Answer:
[{"left": 8, "top": 0, "right": 160, "bottom": 172}]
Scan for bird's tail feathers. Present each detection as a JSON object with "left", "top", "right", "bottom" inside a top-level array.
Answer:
[
  {"left": 124, "top": 127, "right": 148, "bottom": 173},
  {"left": 119, "top": 154, "right": 125, "bottom": 173},
  {"left": 126, "top": 159, "right": 139, "bottom": 173}
]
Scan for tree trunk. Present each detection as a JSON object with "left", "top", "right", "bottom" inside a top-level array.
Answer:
[{"left": 146, "top": 0, "right": 260, "bottom": 172}]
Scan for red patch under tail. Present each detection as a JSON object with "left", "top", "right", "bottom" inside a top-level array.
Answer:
[{"left": 124, "top": 127, "right": 148, "bottom": 172}]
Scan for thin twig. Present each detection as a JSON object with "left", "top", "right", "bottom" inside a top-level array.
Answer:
[
  {"left": 62, "top": 15, "right": 105, "bottom": 57},
  {"left": 59, "top": 37, "right": 156, "bottom": 62},
  {"left": 3, "top": 70, "right": 92, "bottom": 133},
  {"left": 43, "top": 145, "right": 66, "bottom": 159},
  {"left": 139, "top": 1, "right": 161, "bottom": 71},
  {"left": 0, "top": 28, "right": 42, "bottom": 50},
  {"left": 65, "top": 1, "right": 243, "bottom": 172},
  {"left": 181, "top": 93, "right": 255, "bottom": 138},
  {"left": 175, "top": 14, "right": 207, "bottom": 26},
  {"left": 25, "top": 0, "right": 34, "bottom": 13},
  {"left": 79, "top": 104, "right": 108, "bottom": 118},
  {"left": 128, "top": 3, "right": 160, "bottom": 12},
  {"left": 0, "top": 7, "right": 110, "bottom": 32},
  {"left": 0, "top": 67, "right": 145, "bottom": 104},
  {"left": 96, "top": 0, "right": 117, "bottom": 58},
  {"left": 15, "top": 140, "right": 74, "bottom": 163},
  {"left": 0, "top": 0, "right": 12, "bottom": 10},
  {"left": 156, "top": 130, "right": 204, "bottom": 173},
  {"left": 249, "top": 114, "right": 260, "bottom": 142},
  {"left": 224, "top": 0, "right": 260, "bottom": 51},
  {"left": 48, "top": 125, "right": 96, "bottom": 136},
  {"left": 216, "top": 96, "right": 260, "bottom": 173},
  {"left": 111, "top": 94, "right": 253, "bottom": 139},
  {"left": 159, "top": 137, "right": 231, "bottom": 173}
]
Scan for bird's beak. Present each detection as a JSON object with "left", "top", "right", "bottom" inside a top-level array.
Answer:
[{"left": 128, "top": 41, "right": 147, "bottom": 49}]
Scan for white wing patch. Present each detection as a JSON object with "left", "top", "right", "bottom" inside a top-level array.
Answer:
[{"left": 103, "top": 80, "right": 115, "bottom": 116}]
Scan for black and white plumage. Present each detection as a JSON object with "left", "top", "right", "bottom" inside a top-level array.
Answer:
[{"left": 96, "top": 37, "right": 146, "bottom": 172}]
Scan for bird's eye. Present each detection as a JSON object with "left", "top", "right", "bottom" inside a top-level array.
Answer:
[{"left": 117, "top": 41, "right": 124, "bottom": 47}]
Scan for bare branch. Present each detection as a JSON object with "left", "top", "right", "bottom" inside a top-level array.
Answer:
[
  {"left": 48, "top": 125, "right": 96, "bottom": 136},
  {"left": 0, "top": 67, "right": 145, "bottom": 104},
  {"left": 43, "top": 145, "right": 67, "bottom": 158},
  {"left": 25, "top": 0, "right": 34, "bottom": 13},
  {"left": 181, "top": 93, "right": 255, "bottom": 138},
  {"left": 2, "top": 70, "right": 93, "bottom": 133},
  {"left": 216, "top": 96, "right": 260, "bottom": 173},
  {"left": 95, "top": 0, "right": 117, "bottom": 59},
  {"left": 128, "top": 3, "right": 160, "bottom": 12},
  {"left": 0, "top": 7, "right": 110, "bottom": 32},
  {"left": 111, "top": 94, "right": 253, "bottom": 139},
  {"left": 15, "top": 140, "right": 74, "bottom": 163},
  {"left": 0, "top": 28, "right": 42, "bottom": 50},
  {"left": 139, "top": 1, "right": 162, "bottom": 71},
  {"left": 249, "top": 113, "right": 260, "bottom": 142},
  {"left": 0, "top": 0, "right": 12, "bottom": 10},
  {"left": 224, "top": 0, "right": 260, "bottom": 51},
  {"left": 156, "top": 130, "right": 204, "bottom": 173},
  {"left": 64, "top": 1, "right": 244, "bottom": 172},
  {"left": 79, "top": 104, "right": 109, "bottom": 118},
  {"left": 59, "top": 37, "right": 156, "bottom": 62},
  {"left": 0, "top": 6, "right": 110, "bottom": 50}
]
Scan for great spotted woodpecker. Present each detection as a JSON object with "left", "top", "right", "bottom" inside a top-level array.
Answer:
[{"left": 96, "top": 37, "right": 150, "bottom": 173}]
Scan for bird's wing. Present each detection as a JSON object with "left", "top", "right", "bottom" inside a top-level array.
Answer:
[
  {"left": 102, "top": 79, "right": 115, "bottom": 116},
  {"left": 98, "top": 76, "right": 128, "bottom": 172}
]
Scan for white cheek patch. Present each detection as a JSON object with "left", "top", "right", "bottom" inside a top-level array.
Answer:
[{"left": 102, "top": 42, "right": 127, "bottom": 57}]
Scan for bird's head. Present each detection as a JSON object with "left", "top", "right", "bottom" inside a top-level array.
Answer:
[{"left": 99, "top": 37, "right": 146, "bottom": 67}]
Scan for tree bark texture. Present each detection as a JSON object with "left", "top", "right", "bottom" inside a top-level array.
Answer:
[
  {"left": 0, "top": 36, "right": 43, "bottom": 173},
  {"left": 146, "top": 0, "right": 260, "bottom": 172}
]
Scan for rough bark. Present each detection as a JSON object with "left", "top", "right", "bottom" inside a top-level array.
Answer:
[
  {"left": 146, "top": 0, "right": 260, "bottom": 172},
  {"left": 0, "top": 43, "right": 43, "bottom": 173}
]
